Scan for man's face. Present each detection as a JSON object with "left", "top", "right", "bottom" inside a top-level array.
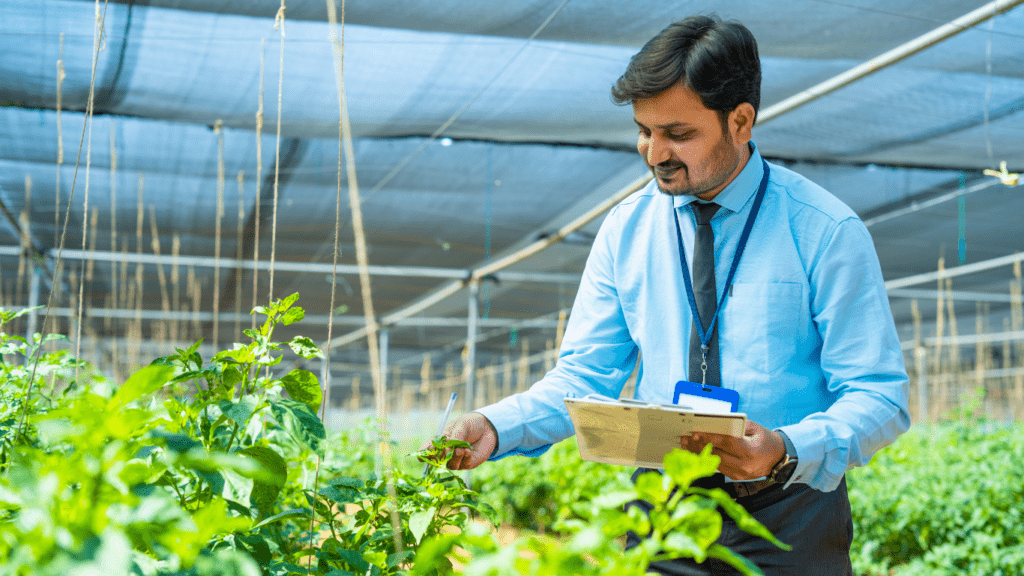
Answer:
[{"left": 633, "top": 83, "right": 748, "bottom": 200}]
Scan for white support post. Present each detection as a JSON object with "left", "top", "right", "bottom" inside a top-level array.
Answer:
[
  {"left": 26, "top": 266, "right": 41, "bottom": 340},
  {"left": 379, "top": 328, "right": 390, "bottom": 413},
  {"left": 465, "top": 280, "right": 480, "bottom": 414}
]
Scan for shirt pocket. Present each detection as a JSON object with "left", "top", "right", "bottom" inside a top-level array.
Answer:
[{"left": 724, "top": 282, "right": 805, "bottom": 375}]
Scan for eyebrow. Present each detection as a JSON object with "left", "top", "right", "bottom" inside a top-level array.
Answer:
[{"left": 633, "top": 119, "right": 694, "bottom": 131}]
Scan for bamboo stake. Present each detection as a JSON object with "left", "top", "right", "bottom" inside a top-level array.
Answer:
[
  {"left": 419, "top": 353, "right": 431, "bottom": 395},
  {"left": 911, "top": 299, "right": 927, "bottom": 423},
  {"left": 945, "top": 277, "right": 961, "bottom": 414},
  {"left": 350, "top": 374, "right": 361, "bottom": 411},
  {"left": 86, "top": 207, "right": 98, "bottom": 281},
  {"left": 502, "top": 354, "right": 512, "bottom": 400},
  {"left": 555, "top": 308, "right": 567, "bottom": 350},
  {"left": 55, "top": 33, "right": 65, "bottom": 249},
  {"left": 974, "top": 302, "right": 987, "bottom": 390},
  {"left": 17, "top": 176, "right": 32, "bottom": 320},
  {"left": 213, "top": 120, "right": 225, "bottom": 349},
  {"left": 149, "top": 205, "right": 171, "bottom": 343},
  {"left": 518, "top": 338, "right": 530, "bottom": 393},
  {"left": 235, "top": 171, "right": 245, "bottom": 342},
  {"left": 133, "top": 176, "right": 144, "bottom": 367},
  {"left": 189, "top": 266, "right": 202, "bottom": 342},
  {"left": 1011, "top": 261, "right": 1023, "bottom": 420},
  {"left": 1003, "top": 318, "right": 1013, "bottom": 420},
  {"left": 171, "top": 234, "right": 181, "bottom": 343},
  {"left": 108, "top": 121, "right": 117, "bottom": 363},
  {"left": 931, "top": 257, "right": 946, "bottom": 420}
]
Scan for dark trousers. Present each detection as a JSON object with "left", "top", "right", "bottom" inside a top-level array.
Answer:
[{"left": 625, "top": 472, "right": 854, "bottom": 576}]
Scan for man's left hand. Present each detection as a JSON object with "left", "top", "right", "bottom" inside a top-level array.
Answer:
[{"left": 680, "top": 420, "right": 785, "bottom": 480}]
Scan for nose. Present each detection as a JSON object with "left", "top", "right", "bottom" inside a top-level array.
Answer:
[{"left": 642, "top": 133, "right": 671, "bottom": 167}]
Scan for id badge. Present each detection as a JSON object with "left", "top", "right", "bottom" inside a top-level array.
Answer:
[{"left": 673, "top": 380, "right": 740, "bottom": 413}]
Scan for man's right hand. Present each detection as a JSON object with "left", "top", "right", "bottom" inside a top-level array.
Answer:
[{"left": 419, "top": 412, "right": 498, "bottom": 470}]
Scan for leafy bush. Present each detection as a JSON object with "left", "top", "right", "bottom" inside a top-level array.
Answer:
[
  {"left": 0, "top": 297, "right": 494, "bottom": 576},
  {"left": 417, "top": 446, "right": 789, "bottom": 576},
  {"left": 849, "top": 413, "right": 1024, "bottom": 576},
  {"left": 471, "top": 437, "right": 632, "bottom": 533}
]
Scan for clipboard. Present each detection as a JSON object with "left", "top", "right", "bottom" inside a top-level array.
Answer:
[{"left": 564, "top": 395, "right": 746, "bottom": 469}]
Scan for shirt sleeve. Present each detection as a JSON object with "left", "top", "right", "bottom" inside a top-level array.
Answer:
[
  {"left": 477, "top": 208, "right": 639, "bottom": 460},
  {"left": 778, "top": 217, "right": 911, "bottom": 492}
]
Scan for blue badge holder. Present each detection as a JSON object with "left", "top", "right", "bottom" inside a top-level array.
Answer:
[{"left": 673, "top": 381, "right": 740, "bottom": 413}]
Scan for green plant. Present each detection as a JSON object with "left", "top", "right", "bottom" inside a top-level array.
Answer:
[
  {"left": 415, "top": 446, "right": 789, "bottom": 576},
  {"left": 849, "top": 414, "right": 1024, "bottom": 576},
  {"left": 470, "top": 437, "right": 633, "bottom": 533},
  {"left": 0, "top": 297, "right": 504, "bottom": 576}
]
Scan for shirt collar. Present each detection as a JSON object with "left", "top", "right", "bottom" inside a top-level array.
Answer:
[{"left": 672, "top": 142, "right": 763, "bottom": 214}]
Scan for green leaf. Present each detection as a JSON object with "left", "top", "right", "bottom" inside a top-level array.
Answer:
[
  {"left": 109, "top": 364, "right": 177, "bottom": 409},
  {"left": 218, "top": 398, "right": 256, "bottom": 426},
  {"left": 279, "top": 292, "right": 300, "bottom": 311},
  {"left": 250, "top": 507, "right": 311, "bottom": 530},
  {"left": 326, "top": 476, "right": 365, "bottom": 490},
  {"left": 281, "top": 369, "right": 322, "bottom": 415},
  {"left": 270, "top": 399, "right": 326, "bottom": 456},
  {"left": 689, "top": 487, "right": 791, "bottom": 551},
  {"left": 239, "top": 446, "right": 288, "bottom": 517},
  {"left": 663, "top": 446, "right": 720, "bottom": 491},
  {"left": 662, "top": 531, "right": 708, "bottom": 562},
  {"left": 280, "top": 306, "right": 304, "bottom": 325},
  {"left": 288, "top": 335, "right": 323, "bottom": 359},
  {"left": 222, "top": 365, "right": 244, "bottom": 387},
  {"left": 409, "top": 507, "right": 436, "bottom": 544},
  {"left": 319, "top": 485, "right": 360, "bottom": 505},
  {"left": 706, "top": 543, "right": 764, "bottom": 576}
]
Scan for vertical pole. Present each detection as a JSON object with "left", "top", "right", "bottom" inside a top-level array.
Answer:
[
  {"left": 465, "top": 280, "right": 480, "bottom": 413},
  {"left": 376, "top": 328, "right": 389, "bottom": 479},
  {"left": 916, "top": 347, "right": 928, "bottom": 424},
  {"left": 379, "top": 328, "right": 390, "bottom": 414},
  {"left": 26, "top": 266, "right": 41, "bottom": 340},
  {"left": 464, "top": 280, "right": 480, "bottom": 490}
]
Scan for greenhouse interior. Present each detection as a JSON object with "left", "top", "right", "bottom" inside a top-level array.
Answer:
[{"left": 1, "top": 0, "right": 1024, "bottom": 573}]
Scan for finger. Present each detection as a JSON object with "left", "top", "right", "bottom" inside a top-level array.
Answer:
[
  {"left": 447, "top": 446, "right": 468, "bottom": 470},
  {"left": 691, "top": 432, "right": 745, "bottom": 455}
]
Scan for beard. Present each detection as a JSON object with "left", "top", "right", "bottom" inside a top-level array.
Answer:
[{"left": 652, "top": 132, "right": 741, "bottom": 198}]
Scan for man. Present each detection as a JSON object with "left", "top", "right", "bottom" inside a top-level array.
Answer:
[{"left": 428, "top": 15, "right": 910, "bottom": 575}]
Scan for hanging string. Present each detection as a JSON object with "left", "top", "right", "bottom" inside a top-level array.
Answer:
[
  {"left": 252, "top": 39, "right": 265, "bottom": 334},
  {"left": 14, "top": 0, "right": 110, "bottom": 466},
  {"left": 73, "top": 0, "right": 109, "bottom": 381},
  {"left": 268, "top": 0, "right": 286, "bottom": 302},
  {"left": 321, "top": 0, "right": 405, "bottom": 561}
]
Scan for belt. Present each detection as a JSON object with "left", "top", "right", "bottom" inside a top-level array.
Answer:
[{"left": 722, "top": 478, "right": 777, "bottom": 499}]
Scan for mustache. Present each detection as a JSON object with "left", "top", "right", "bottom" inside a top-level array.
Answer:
[{"left": 652, "top": 160, "right": 686, "bottom": 174}]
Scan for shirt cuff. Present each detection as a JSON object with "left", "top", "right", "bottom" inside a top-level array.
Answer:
[{"left": 475, "top": 402, "right": 553, "bottom": 461}]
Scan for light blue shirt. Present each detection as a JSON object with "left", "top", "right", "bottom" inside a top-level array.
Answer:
[{"left": 477, "top": 143, "right": 911, "bottom": 492}]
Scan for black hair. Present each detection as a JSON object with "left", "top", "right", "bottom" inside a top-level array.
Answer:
[{"left": 611, "top": 15, "right": 761, "bottom": 125}]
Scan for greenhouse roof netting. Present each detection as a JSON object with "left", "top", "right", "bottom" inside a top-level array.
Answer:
[{"left": 1, "top": 0, "right": 1022, "bottom": 385}]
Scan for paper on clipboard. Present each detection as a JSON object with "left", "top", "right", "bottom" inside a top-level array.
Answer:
[{"left": 564, "top": 395, "right": 746, "bottom": 469}]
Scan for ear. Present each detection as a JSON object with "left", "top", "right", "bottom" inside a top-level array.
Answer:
[{"left": 728, "top": 103, "right": 756, "bottom": 144}]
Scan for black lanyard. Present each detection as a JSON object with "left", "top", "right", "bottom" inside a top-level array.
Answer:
[{"left": 673, "top": 159, "right": 770, "bottom": 379}]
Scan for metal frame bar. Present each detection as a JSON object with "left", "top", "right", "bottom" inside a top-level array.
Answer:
[
  {"left": 0, "top": 246, "right": 581, "bottom": 284},
  {"left": 757, "top": 0, "right": 1024, "bottom": 125}
]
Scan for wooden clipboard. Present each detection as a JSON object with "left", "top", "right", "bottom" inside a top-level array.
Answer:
[{"left": 564, "top": 395, "right": 746, "bottom": 469}]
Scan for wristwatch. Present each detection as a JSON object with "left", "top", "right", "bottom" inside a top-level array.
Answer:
[{"left": 769, "top": 451, "right": 798, "bottom": 485}]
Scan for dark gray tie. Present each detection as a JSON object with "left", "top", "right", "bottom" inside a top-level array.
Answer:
[{"left": 688, "top": 202, "right": 721, "bottom": 388}]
